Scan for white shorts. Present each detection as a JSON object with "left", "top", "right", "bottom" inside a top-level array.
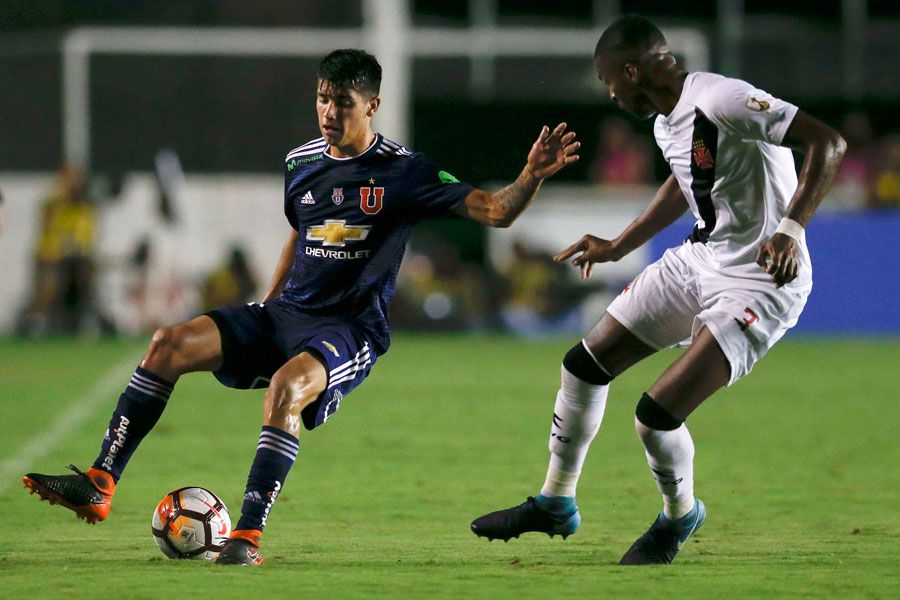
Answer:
[{"left": 606, "top": 241, "right": 811, "bottom": 386}]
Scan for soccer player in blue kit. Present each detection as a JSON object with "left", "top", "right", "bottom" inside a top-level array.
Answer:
[{"left": 23, "top": 49, "right": 580, "bottom": 565}]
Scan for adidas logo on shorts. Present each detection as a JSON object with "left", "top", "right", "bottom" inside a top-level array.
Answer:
[{"left": 300, "top": 191, "right": 315, "bottom": 205}]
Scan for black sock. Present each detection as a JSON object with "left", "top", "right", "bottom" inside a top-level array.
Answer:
[
  {"left": 91, "top": 366, "right": 173, "bottom": 482},
  {"left": 235, "top": 426, "right": 299, "bottom": 532}
]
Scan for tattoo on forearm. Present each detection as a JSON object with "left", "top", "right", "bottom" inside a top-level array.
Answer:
[{"left": 493, "top": 170, "right": 541, "bottom": 219}]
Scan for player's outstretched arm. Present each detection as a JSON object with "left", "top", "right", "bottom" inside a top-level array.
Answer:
[
  {"left": 262, "top": 228, "right": 299, "bottom": 302},
  {"left": 554, "top": 174, "right": 688, "bottom": 279},
  {"left": 756, "top": 110, "right": 846, "bottom": 287},
  {"left": 454, "top": 123, "right": 580, "bottom": 228}
]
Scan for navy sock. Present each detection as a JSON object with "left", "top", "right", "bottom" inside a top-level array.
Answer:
[
  {"left": 92, "top": 367, "right": 173, "bottom": 482},
  {"left": 236, "top": 426, "right": 299, "bottom": 532}
]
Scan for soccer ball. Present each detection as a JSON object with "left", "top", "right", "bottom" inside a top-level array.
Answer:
[{"left": 151, "top": 487, "right": 231, "bottom": 560}]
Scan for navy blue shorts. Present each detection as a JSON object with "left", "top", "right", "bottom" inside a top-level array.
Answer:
[{"left": 204, "top": 301, "right": 376, "bottom": 430}]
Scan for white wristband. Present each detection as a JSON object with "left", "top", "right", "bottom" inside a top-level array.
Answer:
[{"left": 774, "top": 217, "right": 804, "bottom": 241}]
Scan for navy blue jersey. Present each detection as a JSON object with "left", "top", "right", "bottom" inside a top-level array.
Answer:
[{"left": 278, "top": 133, "right": 474, "bottom": 354}]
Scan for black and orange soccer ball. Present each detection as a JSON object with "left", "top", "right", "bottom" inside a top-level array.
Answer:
[{"left": 151, "top": 487, "right": 231, "bottom": 560}]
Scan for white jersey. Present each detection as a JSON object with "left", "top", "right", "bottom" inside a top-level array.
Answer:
[{"left": 654, "top": 71, "right": 810, "bottom": 288}]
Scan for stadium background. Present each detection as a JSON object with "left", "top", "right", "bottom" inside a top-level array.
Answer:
[
  {"left": 0, "top": 2, "right": 898, "bottom": 598},
  {"left": 1, "top": 0, "right": 898, "bottom": 337}
]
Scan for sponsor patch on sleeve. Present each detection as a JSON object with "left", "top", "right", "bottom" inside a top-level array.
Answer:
[{"left": 438, "top": 170, "right": 460, "bottom": 184}]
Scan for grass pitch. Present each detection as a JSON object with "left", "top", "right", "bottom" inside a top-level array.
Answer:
[{"left": 1, "top": 335, "right": 897, "bottom": 599}]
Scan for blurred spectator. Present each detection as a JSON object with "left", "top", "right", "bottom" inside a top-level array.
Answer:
[
  {"left": 500, "top": 240, "right": 585, "bottom": 336},
  {"left": 392, "top": 231, "right": 494, "bottom": 331},
  {"left": 124, "top": 238, "right": 155, "bottom": 333},
  {"left": 19, "top": 164, "right": 97, "bottom": 335},
  {"left": 868, "top": 135, "right": 900, "bottom": 210},
  {"left": 588, "top": 117, "right": 653, "bottom": 185},
  {"left": 201, "top": 245, "right": 259, "bottom": 311},
  {"left": 0, "top": 188, "right": 4, "bottom": 234},
  {"left": 117, "top": 236, "right": 199, "bottom": 335}
]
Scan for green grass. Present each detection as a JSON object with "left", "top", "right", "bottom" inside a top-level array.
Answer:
[{"left": 0, "top": 335, "right": 898, "bottom": 599}]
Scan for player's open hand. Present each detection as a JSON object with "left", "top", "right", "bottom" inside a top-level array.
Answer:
[
  {"left": 554, "top": 234, "right": 624, "bottom": 279},
  {"left": 756, "top": 233, "right": 799, "bottom": 287},
  {"left": 526, "top": 123, "right": 580, "bottom": 180}
]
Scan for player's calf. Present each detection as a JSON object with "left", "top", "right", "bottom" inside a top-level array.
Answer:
[
  {"left": 23, "top": 363, "right": 176, "bottom": 525},
  {"left": 619, "top": 393, "right": 704, "bottom": 564},
  {"left": 541, "top": 342, "right": 612, "bottom": 498},
  {"left": 471, "top": 342, "right": 609, "bottom": 543},
  {"left": 634, "top": 393, "right": 696, "bottom": 520}
]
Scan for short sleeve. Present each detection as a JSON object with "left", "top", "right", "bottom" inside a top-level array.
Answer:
[
  {"left": 697, "top": 77, "right": 799, "bottom": 145},
  {"left": 284, "top": 166, "right": 299, "bottom": 231},
  {"left": 402, "top": 154, "right": 474, "bottom": 220}
]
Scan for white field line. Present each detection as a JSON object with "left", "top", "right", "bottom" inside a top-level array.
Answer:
[{"left": 0, "top": 354, "right": 139, "bottom": 495}]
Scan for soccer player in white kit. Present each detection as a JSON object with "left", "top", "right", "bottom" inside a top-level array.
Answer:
[{"left": 470, "top": 15, "right": 846, "bottom": 564}]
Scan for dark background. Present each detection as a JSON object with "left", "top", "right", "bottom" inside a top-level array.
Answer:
[{"left": 2, "top": 0, "right": 898, "bottom": 178}]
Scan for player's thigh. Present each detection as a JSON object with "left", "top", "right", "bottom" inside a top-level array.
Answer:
[
  {"left": 648, "top": 278, "right": 809, "bottom": 421},
  {"left": 590, "top": 245, "right": 703, "bottom": 376},
  {"left": 206, "top": 303, "right": 289, "bottom": 390},
  {"left": 582, "top": 312, "right": 657, "bottom": 377},
  {"left": 143, "top": 314, "right": 224, "bottom": 375}
]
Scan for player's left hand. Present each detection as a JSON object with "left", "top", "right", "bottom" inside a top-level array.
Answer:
[
  {"left": 526, "top": 123, "right": 580, "bottom": 180},
  {"left": 756, "top": 233, "right": 799, "bottom": 287}
]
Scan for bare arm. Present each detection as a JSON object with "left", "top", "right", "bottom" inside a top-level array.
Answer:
[
  {"left": 262, "top": 228, "right": 299, "bottom": 302},
  {"left": 780, "top": 110, "right": 847, "bottom": 227},
  {"left": 454, "top": 123, "right": 580, "bottom": 228},
  {"left": 554, "top": 174, "right": 688, "bottom": 279},
  {"left": 756, "top": 110, "right": 846, "bottom": 286}
]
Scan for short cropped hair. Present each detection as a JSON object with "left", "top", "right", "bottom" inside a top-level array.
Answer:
[
  {"left": 594, "top": 15, "right": 666, "bottom": 59},
  {"left": 317, "top": 49, "right": 382, "bottom": 98}
]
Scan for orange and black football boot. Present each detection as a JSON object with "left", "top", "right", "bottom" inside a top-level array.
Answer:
[
  {"left": 23, "top": 465, "right": 115, "bottom": 524},
  {"left": 215, "top": 529, "right": 265, "bottom": 566}
]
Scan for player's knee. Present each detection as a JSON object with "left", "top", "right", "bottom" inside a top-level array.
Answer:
[
  {"left": 145, "top": 326, "right": 182, "bottom": 369},
  {"left": 635, "top": 393, "right": 683, "bottom": 432},
  {"left": 562, "top": 342, "right": 613, "bottom": 385},
  {"left": 269, "top": 367, "right": 325, "bottom": 413}
]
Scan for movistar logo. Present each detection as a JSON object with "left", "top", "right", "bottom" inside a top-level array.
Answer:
[{"left": 288, "top": 154, "right": 323, "bottom": 171}]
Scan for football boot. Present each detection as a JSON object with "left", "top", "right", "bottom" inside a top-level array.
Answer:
[
  {"left": 215, "top": 538, "right": 265, "bottom": 566},
  {"left": 23, "top": 465, "right": 115, "bottom": 524},
  {"left": 470, "top": 495, "right": 580, "bottom": 542},
  {"left": 619, "top": 499, "right": 706, "bottom": 565}
]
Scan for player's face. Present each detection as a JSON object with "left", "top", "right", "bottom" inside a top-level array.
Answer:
[
  {"left": 595, "top": 54, "right": 658, "bottom": 120},
  {"left": 316, "top": 80, "right": 380, "bottom": 150}
]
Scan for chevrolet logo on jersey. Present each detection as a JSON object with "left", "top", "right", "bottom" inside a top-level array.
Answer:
[{"left": 306, "top": 220, "right": 371, "bottom": 247}]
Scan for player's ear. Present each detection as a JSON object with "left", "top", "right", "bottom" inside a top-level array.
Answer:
[
  {"left": 367, "top": 95, "right": 381, "bottom": 117},
  {"left": 624, "top": 62, "right": 639, "bottom": 83}
]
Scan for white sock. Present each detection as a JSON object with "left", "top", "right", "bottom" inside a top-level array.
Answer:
[
  {"left": 635, "top": 417, "right": 696, "bottom": 519},
  {"left": 540, "top": 364, "right": 609, "bottom": 498}
]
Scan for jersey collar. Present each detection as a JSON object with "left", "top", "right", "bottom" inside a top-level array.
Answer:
[{"left": 324, "top": 133, "right": 382, "bottom": 162}]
